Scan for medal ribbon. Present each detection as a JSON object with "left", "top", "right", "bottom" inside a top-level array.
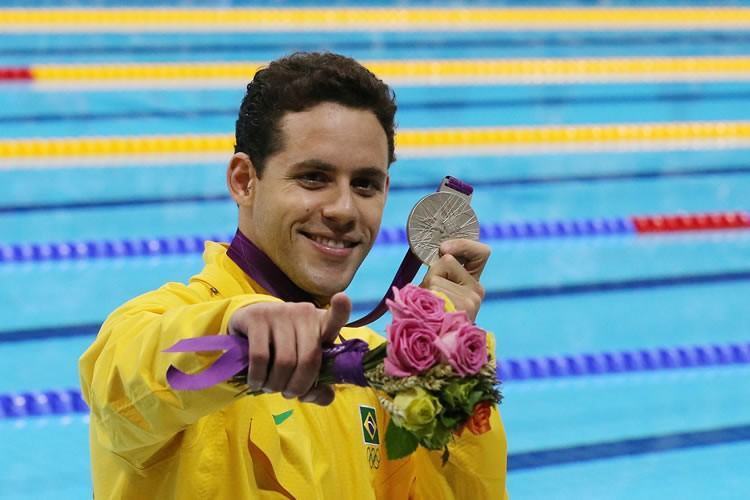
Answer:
[{"left": 348, "top": 176, "right": 473, "bottom": 325}]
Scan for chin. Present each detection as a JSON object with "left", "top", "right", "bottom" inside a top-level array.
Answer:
[
  {"left": 301, "top": 270, "right": 353, "bottom": 299},
  {"left": 308, "top": 280, "right": 348, "bottom": 298}
]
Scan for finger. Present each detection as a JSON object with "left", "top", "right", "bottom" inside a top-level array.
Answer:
[
  {"left": 424, "top": 275, "right": 482, "bottom": 322},
  {"left": 320, "top": 292, "right": 352, "bottom": 344},
  {"left": 439, "top": 239, "right": 491, "bottom": 280},
  {"left": 283, "top": 312, "right": 323, "bottom": 397},
  {"left": 300, "top": 384, "right": 335, "bottom": 406},
  {"left": 246, "top": 321, "right": 270, "bottom": 392},
  {"left": 423, "top": 276, "right": 464, "bottom": 305},
  {"left": 424, "top": 253, "right": 477, "bottom": 288},
  {"left": 263, "top": 320, "right": 297, "bottom": 394}
]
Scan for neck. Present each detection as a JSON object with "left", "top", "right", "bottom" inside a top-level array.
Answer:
[{"left": 227, "top": 229, "right": 319, "bottom": 304}]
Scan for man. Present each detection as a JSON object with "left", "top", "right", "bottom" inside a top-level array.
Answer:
[{"left": 80, "top": 52, "right": 508, "bottom": 499}]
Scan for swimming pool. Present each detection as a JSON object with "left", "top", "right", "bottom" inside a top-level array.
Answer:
[{"left": 2, "top": 1, "right": 750, "bottom": 498}]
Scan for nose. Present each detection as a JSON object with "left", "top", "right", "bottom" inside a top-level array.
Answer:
[{"left": 321, "top": 182, "right": 357, "bottom": 228}]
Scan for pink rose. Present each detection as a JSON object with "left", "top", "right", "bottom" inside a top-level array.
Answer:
[
  {"left": 385, "top": 284, "right": 445, "bottom": 327},
  {"left": 384, "top": 318, "right": 441, "bottom": 377},
  {"left": 434, "top": 312, "right": 488, "bottom": 376}
]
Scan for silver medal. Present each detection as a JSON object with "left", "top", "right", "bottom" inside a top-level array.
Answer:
[{"left": 406, "top": 191, "right": 479, "bottom": 265}]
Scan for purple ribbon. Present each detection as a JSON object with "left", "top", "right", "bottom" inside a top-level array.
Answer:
[
  {"left": 226, "top": 228, "right": 420, "bottom": 328},
  {"left": 349, "top": 176, "right": 473, "bottom": 325},
  {"left": 227, "top": 230, "right": 314, "bottom": 304},
  {"left": 346, "top": 250, "right": 421, "bottom": 327},
  {"left": 445, "top": 175, "right": 474, "bottom": 196},
  {"left": 165, "top": 336, "right": 372, "bottom": 391},
  {"left": 165, "top": 336, "right": 248, "bottom": 390},
  {"left": 322, "top": 338, "right": 371, "bottom": 387}
]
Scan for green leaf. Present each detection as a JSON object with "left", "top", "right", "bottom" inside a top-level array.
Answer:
[
  {"left": 385, "top": 419, "right": 419, "bottom": 460},
  {"left": 461, "top": 389, "right": 482, "bottom": 413},
  {"left": 421, "top": 422, "right": 453, "bottom": 450},
  {"left": 439, "top": 412, "right": 463, "bottom": 429}
]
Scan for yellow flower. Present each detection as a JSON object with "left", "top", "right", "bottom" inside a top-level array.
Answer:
[{"left": 392, "top": 387, "right": 442, "bottom": 434}]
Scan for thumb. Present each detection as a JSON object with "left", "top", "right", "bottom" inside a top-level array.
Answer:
[{"left": 320, "top": 292, "right": 352, "bottom": 344}]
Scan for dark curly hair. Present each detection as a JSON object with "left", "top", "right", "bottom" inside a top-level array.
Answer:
[{"left": 235, "top": 52, "right": 397, "bottom": 175}]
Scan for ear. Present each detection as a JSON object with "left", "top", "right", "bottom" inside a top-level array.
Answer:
[{"left": 227, "top": 152, "right": 257, "bottom": 206}]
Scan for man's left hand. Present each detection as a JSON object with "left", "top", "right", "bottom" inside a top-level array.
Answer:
[{"left": 420, "top": 239, "right": 490, "bottom": 322}]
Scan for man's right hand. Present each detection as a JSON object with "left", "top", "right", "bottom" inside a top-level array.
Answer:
[{"left": 227, "top": 292, "right": 352, "bottom": 406}]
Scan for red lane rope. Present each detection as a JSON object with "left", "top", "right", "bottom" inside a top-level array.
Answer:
[
  {"left": 632, "top": 211, "right": 750, "bottom": 234},
  {"left": 0, "top": 68, "right": 32, "bottom": 81}
]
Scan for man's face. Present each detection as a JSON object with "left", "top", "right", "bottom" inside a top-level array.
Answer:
[{"left": 241, "top": 102, "right": 390, "bottom": 304}]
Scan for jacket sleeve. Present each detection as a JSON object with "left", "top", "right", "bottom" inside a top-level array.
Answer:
[{"left": 78, "top": 281, "right": 279, "bottom": 469}]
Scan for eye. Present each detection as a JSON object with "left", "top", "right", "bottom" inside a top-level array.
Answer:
[
  {"left": 297, "top": 171, "right": 328, "bottom": 188},
  {"left": 352, "top": 178, "right": 382, "bottom": 196}
]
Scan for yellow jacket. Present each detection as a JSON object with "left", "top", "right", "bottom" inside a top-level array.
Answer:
[{"left": 79, "top": 242, "right": 508, "bottom": 499}]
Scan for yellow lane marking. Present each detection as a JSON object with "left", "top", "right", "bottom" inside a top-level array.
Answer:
[
  {"left": 2, "top": 122, "right": 749, "bottom": 158},
  {"left": 3, "top": 8, "right": 750, "bottom": 31},
  {"left": 31, "top": 63, "right": 265, "bottom": 81},
  {"left": 27, "top": 57, "right": 750, "bottom": 85}
]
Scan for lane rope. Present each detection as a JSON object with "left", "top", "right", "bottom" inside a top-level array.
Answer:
[
  {"left": 3, "top": 340, "right": 748, "bottom": 418},
  {"left": 3, "top": 8, "right": 750, "bottom": 32},
  {"left": 3, "top": 211, "right": 750, "bottom": 265},
  {"left": 3, "top": 57, "right": 750, "bottom": 86},
  {"left": 2, "top": 122, "right": 750, "bottom": 162}
]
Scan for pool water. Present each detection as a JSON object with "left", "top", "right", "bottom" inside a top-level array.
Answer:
[{"left": 2, "top": 1, "right": 750, "bottom": 499}]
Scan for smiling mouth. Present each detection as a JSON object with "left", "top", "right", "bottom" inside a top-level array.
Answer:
[{"left": 301, "top": 232, "right": 359, "bottom": 250}]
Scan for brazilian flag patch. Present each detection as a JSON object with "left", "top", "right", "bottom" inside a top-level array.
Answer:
[{"left": 359, "top": 405, "right": 380, "bottom": 445}]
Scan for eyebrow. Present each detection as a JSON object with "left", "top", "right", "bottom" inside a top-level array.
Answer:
[{"left": 291, "top": 159, "right": 388, "bottom": 184}]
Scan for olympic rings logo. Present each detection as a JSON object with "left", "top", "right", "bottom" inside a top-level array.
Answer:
[{"left": 366, "top": 445, "right": 381, "bottom": 469}]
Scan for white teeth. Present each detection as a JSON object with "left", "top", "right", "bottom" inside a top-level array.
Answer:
[{"left": 312, "top": 235, "right": 347, "bottom": 249}]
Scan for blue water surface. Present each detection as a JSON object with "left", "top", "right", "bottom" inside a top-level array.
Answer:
[{"left": 2, "top": 3, "right": 750, "bottom": 499}]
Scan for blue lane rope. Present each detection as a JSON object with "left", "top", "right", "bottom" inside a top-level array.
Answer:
[
  {"left": 497, "top": 342, "right": 750, "bottom": 381},
  {"left": 0, "top": 218, "right": 634, "bottom": 264},
  {"left": 2, "top": 340, "right": 748, "bottom": 419},
  {"left": 0, "top": 389, "right": 88, "bottom": 419}
]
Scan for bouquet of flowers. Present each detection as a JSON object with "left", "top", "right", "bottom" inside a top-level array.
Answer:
[{"left": 165, "top": 284, "right": 501, "bottom": 462}]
